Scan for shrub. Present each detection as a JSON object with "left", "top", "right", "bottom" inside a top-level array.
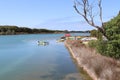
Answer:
[
  {"left": 89, "top": 13, "right": 120, "bottom": 59},
  {"left": 95, "top": 40, "right": 107, "bottom": 56},
  {"left": 90, "top": 30, "right": 102, "bottom": 40},
  {"left": 89, "top": 40, "right": 120, "bottom": 59},
  {"left": 106, "top": 40, "right": 120, "bottom": 59},
  {"left": 88, "top": 40, "right": 97, "bottom": 48},
  {"left": 88, "top": 40, "right": 107, "bottom": 55},
  {"left": 103, "top": 12, "right": 120, "bottom": 59}
]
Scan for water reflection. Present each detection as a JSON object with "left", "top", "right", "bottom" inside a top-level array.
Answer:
[{"left": 39, "top": 73, "right": 82, "bottom": 80}]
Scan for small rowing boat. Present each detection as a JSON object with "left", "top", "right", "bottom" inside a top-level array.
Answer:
[{"left": 38, "top": 41, "right": 49, "bottom": 46}]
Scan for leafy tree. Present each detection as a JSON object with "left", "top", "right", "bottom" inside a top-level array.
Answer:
[
  {"left": 89, "top": 13, "right": 120, "bottom": 59},
  {"left": 104, "top": 13, "right": 120, "bottom": 40},
  {"left": 103, "top": 13, "right": 120, "bottom": 59},
  {"left": 90, "top": 29, "right": 102, "bottom": 40}
]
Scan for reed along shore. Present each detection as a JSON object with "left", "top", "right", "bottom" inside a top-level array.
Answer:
[{"left": 65, "top": 40, "right": 120, "bottom": 80}]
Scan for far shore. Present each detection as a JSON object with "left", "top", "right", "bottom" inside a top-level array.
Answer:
[
  {"left": 65, "top": 40, "right": 120, "bottom": 80},
  {"left": 0, "top": 25, "right": 90, "bottom": 35}
]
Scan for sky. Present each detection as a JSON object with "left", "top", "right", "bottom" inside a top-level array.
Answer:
[{"left": 0, "top": 0, "right": 120, "bottom": 31}]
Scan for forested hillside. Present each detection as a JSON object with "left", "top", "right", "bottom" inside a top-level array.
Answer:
[{"left": 0, "top": 26, "right": 63, "bottom": 35}]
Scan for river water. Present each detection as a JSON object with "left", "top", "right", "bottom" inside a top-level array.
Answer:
[{"left": 0, "top": 33, "right": 91, "bottom": 80}]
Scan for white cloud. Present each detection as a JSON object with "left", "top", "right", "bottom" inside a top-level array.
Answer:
[{"left": 35, "top": 16, "right": 95, "bottom": 31}]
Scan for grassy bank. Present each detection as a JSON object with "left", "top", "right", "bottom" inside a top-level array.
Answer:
[{"left": 65, "top": 40, "right": 120, "bottom": 80}]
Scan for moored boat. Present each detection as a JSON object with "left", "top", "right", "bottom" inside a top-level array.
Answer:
[{"left": 38, "top": 41, "right": 49, "bottom": 46}]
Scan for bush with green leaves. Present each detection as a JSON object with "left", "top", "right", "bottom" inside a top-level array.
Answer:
[
  {"left": 90, "top": 30, "right": 102, "bottom": 40},
  {"left": 103, "top": 12, "right": 120, "bottom": 59},
  {"left": 96, "top": 40, "right": 107, "bottom": 55},
  {"left": 88, "top": 40, "right": 97, "bottom": 48},
  {"left": 88, "top": 40, "right": 107, "bottom": 55},
  {"left": 89, "top": 12, "right": 120, "bottom": 59},
  {"left": 106, "top": 40, "right": 120, "bottom": 59}
]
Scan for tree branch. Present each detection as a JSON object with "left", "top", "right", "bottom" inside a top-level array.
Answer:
[
  {"left": 98, "top": 0, "right": 104, "bottom": 27},
  {"left": 73, "top": 0, "right": 108, "bottom": 39}
]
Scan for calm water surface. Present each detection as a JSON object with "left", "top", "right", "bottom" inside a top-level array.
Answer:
[{"left": 0, "top": 33, "right": 90, "bottom": 80}]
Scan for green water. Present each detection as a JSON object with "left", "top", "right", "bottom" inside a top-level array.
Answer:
[{"left": 0, "top": 33, "right": 90, "bottom": 80}]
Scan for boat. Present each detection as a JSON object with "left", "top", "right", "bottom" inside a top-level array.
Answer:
[
  {"left": 56, "top": 39, "right": 65, "bottom": 42},
  {"left": 56, "top": 36, "right": 66, "bottom": 43},
  {"left": 38, "top": 41, "right": 49, "bottom": 46}
]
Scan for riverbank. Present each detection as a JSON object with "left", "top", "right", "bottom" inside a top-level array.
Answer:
[{"left": 65, "top": 40, "right": 120, "bottom": 80}]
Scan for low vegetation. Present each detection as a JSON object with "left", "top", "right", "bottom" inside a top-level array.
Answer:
[{"left": 66, "top": 40, "right": 120, "bottom": 80}]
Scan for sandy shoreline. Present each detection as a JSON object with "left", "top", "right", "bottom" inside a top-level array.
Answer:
[{"left": 65, "top": 40, "right": 120, "bottom": 80}]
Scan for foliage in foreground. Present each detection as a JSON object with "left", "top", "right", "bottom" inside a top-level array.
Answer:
[
  {"left": 103, "top": 12, "right": 120, "bottom": 59},
  {"left": 89, "top": 12, "right": 120, "bottom": 59}
]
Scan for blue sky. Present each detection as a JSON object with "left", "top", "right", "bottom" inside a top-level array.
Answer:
[{"left": 0, "top": 0, "right": 120, "bottom": 31}]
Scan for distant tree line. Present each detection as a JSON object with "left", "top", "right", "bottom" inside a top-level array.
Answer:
[
  {"left": 0, "top": 25, "right": 91, "bottom": 35},
  {"left": 0, "top": 26, "right": 64, "bottom": 35},
  {"left": 70, "top": 30, "right": 90, "bottom": 33}
]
